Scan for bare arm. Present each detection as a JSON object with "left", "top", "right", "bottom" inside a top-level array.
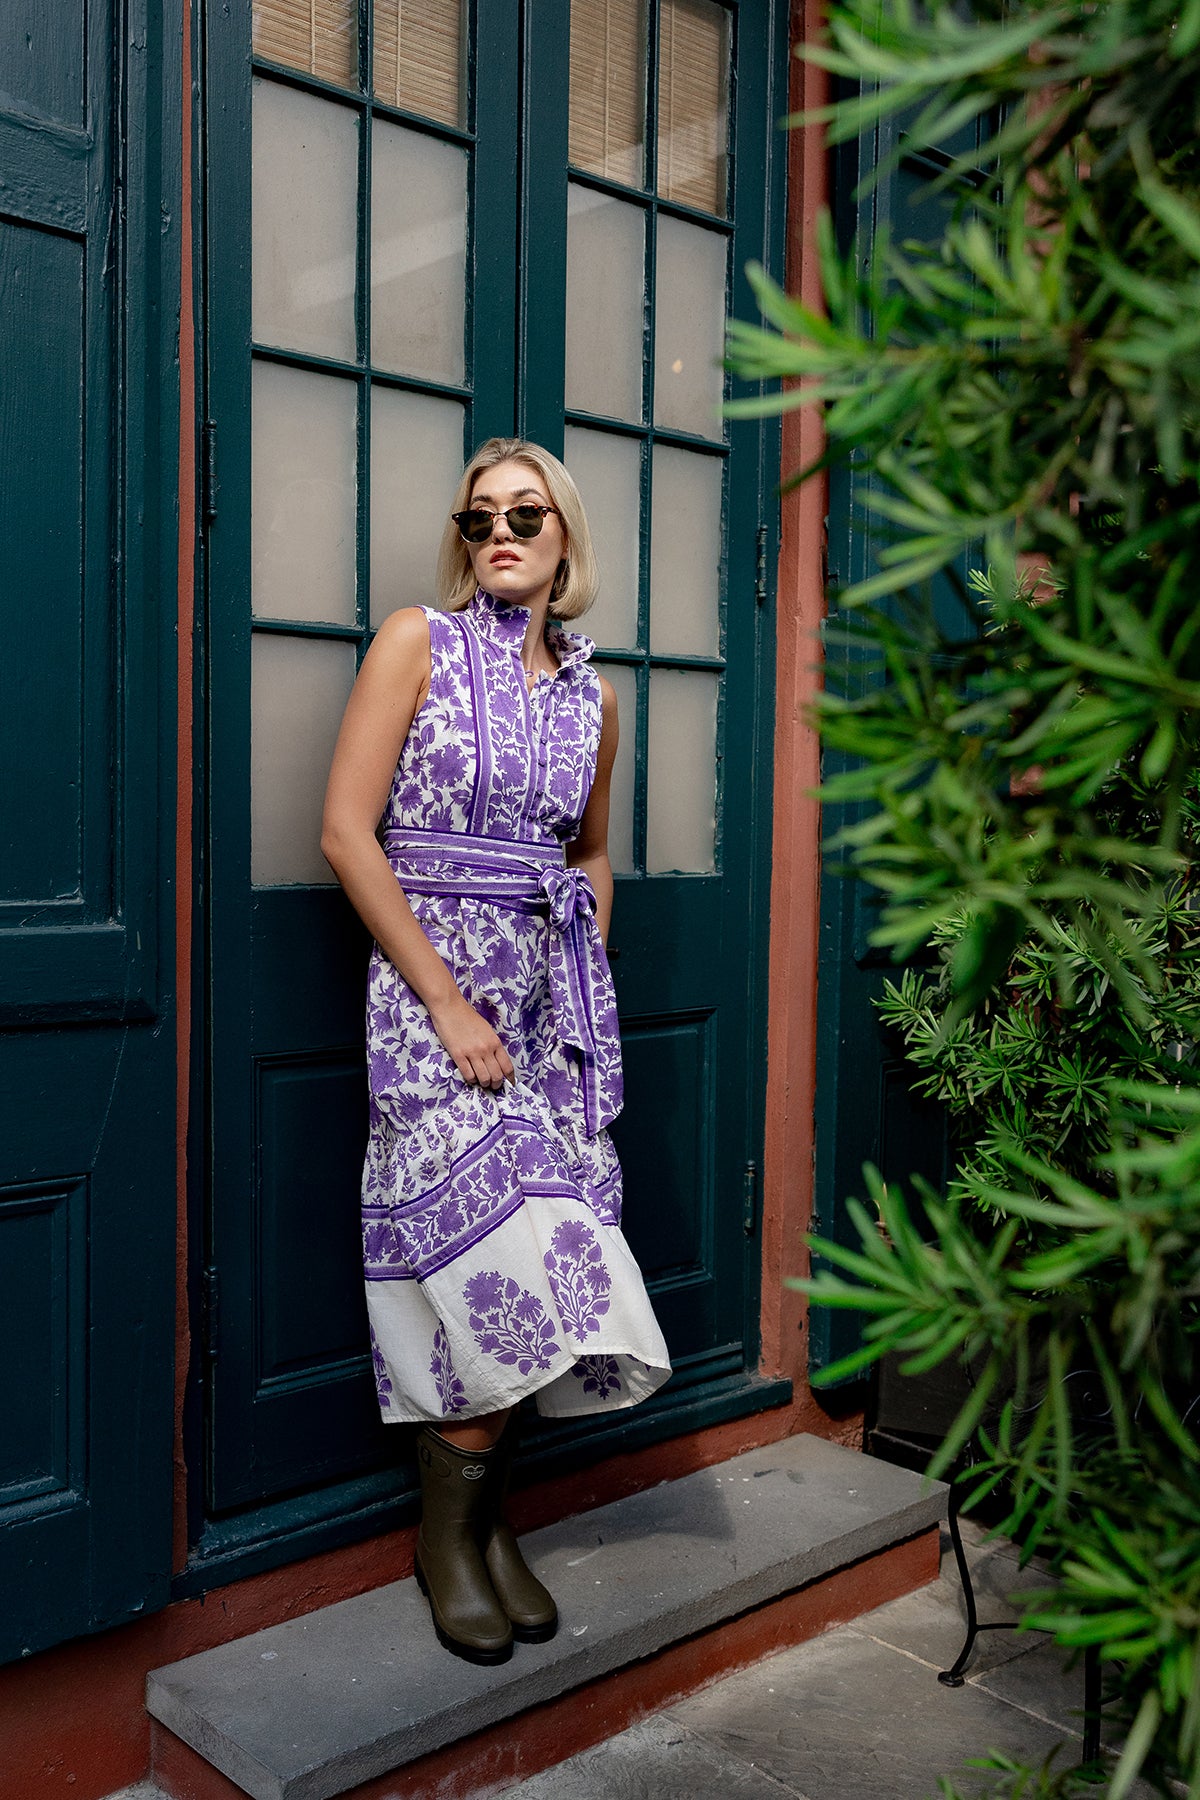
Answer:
[
  {"left": 565, "top": 674, "right": 618, "bottom": 946},
  {"left": 321, "top": 608, "right": 514, "bottom": 1091}
]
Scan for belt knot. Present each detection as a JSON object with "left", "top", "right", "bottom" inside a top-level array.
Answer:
[{"left": 537, "top": 863, "right": 595, "bottom": 931}]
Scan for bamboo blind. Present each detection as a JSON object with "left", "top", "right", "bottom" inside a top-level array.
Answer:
[
  {"left": 657, "top": 0, "right": 728, "bottom": 216},
  {"left": 569, "top": 0, "right": 647, "bottom": 189},
  {"left": 253, "top": 0, "right": 357, "bottom": 88},
  {"left": 373, "top": 0, "right": 465, "bottom": 127}
]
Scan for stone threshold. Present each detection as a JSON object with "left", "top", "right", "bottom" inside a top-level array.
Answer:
[{"left": 145, "top": 1434, "right": 946, "bottom": 1800}]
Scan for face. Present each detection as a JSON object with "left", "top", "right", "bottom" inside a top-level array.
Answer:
[{"left": 463, "top": 459, "right": 567, "bottom": 611}]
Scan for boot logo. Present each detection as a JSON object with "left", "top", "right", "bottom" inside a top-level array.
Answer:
[{"left": 462, "top": 1464, "right": 487, "bottom": 1480}]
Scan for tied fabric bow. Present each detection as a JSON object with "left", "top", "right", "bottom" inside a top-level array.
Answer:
[
  {"left": 537, "top": 862, "right": 597, "bottom": 930},
  {"left": 536, "top": 862, "right": 620, "bottom": 1136}
]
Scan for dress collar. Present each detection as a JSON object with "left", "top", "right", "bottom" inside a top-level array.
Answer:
[{"left": 464, "top": 587, "right": 596, "bottom": 673}]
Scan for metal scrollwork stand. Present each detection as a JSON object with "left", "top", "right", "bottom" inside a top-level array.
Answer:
[{"left": 936, "top": 1485, "right": 1102, "bottom": 1767}]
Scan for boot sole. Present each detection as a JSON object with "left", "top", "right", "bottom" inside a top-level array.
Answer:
[
  {"left": 511, "top": 1617, "right": 558, "bottom": 1644},
  {"left": 414, "top": 1557, "right": 514, "bottom": 1666}
]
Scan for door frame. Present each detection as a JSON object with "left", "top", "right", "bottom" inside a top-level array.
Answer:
[{"left": 179, "top": 0, "right": 792, "bottom": 1597}]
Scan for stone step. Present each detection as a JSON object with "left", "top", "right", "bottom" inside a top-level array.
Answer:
[{"left": 146, "top": 1434, "right": 945, "bottom": 1800}]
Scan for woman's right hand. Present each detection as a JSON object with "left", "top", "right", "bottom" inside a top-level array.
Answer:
[{"left": 427, "top": 991, "right": 516, "bottom": 1093}]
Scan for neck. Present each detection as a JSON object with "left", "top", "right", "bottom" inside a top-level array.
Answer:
[{"left": 521, "top": 600, "right": 553, "bottom": 674}]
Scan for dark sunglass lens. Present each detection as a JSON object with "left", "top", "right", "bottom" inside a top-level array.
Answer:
[
  {"left": 508, "top": 505, "right": 546, "bottom": 538},
  {"left": 457, "top": 509, "right": 494, "bottom": 542}
]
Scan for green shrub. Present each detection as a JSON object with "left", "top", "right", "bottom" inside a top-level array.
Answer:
[{"left": 726, "top": 1, "right": 1200, "bottom": 1791}]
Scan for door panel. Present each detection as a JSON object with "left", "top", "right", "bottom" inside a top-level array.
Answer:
[
  {"left": 812, "top": 108, "right": 987, "bottom": 1378},
  {"left": 0, "top": 0, "right": 176, "bottom": 1663},
  {"left": 203, "top": 0, "right": 786, "bottom": 1530}
]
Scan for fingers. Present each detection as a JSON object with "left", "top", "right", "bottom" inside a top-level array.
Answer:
[
  {"left": 465, "top": 1052, "right": 514, "bottom": 1092},
  {"left": 456, "top": 1036, "right": 515, "bottom": 1093},
  {"left": 432, "top": 995, "right": 516, "bottom": 1092}
]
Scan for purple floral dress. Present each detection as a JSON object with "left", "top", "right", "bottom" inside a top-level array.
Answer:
[{"left": 362, "top": 588, "right": 671, "bottom": 1422}]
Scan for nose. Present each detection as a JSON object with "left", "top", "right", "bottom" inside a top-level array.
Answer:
[{"left": 489, "top": 510, "right": 515, "bottom": 542}]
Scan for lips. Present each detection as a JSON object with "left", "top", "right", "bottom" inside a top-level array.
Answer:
[{"left": 490, "top": 551, "right": 519, "bottom": 566}]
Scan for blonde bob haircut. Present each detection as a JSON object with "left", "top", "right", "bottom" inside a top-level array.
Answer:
[{"left": 435, "top": 438, "right": 600, "bottom": 622}]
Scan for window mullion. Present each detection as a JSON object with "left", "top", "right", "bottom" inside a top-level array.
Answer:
[
  {"left": 357, "top": 0, "right": 372, "bottom": 648},
  {"left": 470, "top": 0, "right": 521, "bottom": 440},
  {"left": 516, "top": 0, "right": 569, "bottom": 452}
]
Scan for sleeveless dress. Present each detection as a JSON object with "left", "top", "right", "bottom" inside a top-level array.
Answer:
[{"left": 361, "top": 587, "right": 672, "bottom": 1423}]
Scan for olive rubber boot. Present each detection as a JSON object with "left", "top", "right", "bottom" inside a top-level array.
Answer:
[
  {"left": 482, "top": 1415, "right": 558, "bottom": 1643},
  {"left": 414, "top": 1427, "right": 513, "bottom": 1665}
]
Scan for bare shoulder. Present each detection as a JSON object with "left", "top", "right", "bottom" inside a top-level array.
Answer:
[
  {"left": 596, "top": 671, "right": 618, "bottom": 715},
  {"left": 371, "top": 604, "right": 432, "bottom": 658}
]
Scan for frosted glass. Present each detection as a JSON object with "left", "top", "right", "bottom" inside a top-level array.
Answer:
[
  {"left": 253, "top": 79, "right": 358, "bottom": 360},
  {"left": 564, "top": 426, "right": 640, "bottom": 650},
  {"left": 649, "top": 445, "right": 721, "bottom": 656},
  {"left": 252, "top": 361, "right": 357, "bottom": 625},
  {"left": 565, "top": 186, "right": 644, "bottom": 423},
  {"left": 371, "top": 120, "right": 467, "bottom": 382},
  {"left": 646, "top": 669, "right": 718, "bottom": 874},
  {"left": 654, "top": 215, "right": 727, "bottom": 437},
  {"left": 252, "top": 635, "right": 357, "bottom": 885},
  {"left": 603, "top": 661, "right": 637, "bottom": 876},
  {"left": 370, "top": 388, "right": 465, "bottom": 625}
]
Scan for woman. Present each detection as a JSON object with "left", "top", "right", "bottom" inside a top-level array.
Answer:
[{"left": 322, "top": 438, "right": 670, "bottom": 1668}]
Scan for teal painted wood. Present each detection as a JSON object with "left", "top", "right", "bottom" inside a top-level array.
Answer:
[
  {"left": 0, "top": 0, "right": 180, "bottom": 1663},
  {"left": 810, "top": 104, "right": 987, "bottom": 1380},
  {"left": 193, "top": 0, "right": 790, "bottom": 1572}
]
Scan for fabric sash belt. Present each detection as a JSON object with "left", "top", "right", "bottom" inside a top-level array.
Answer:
[{"left": 382, "top": 826, "right": 620, "bottom": 1137}]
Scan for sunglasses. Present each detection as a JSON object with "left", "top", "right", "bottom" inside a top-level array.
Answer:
[{"left": 451, "top": 503, "right": 559, "bottom": 544}]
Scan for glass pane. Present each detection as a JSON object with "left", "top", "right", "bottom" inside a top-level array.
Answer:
[
  {"left": 252, "top": 635, "right": 356, "bottom": 885},
  {"left": 370, "top": 389, "right": 465, "bottom": 626},
  {"left": 252, "top": 78, "right": 358, "bottom": 359},
  {"left": 649, "top": 446, "right": 721, "bottom": 657},
  {"left": 565, "top": 425, "right": 640, "bottom": 650},
  {"left": 566, "top": 185, "right": 644, "bottom": 424},
  {"left": 603, "top": 661, "right": 637, "bottom": 876},
  {"left": 646, "top": 669, "right": 718, "bottom": 873},
  {"left": 252, "top": 361, "right": 357, "bottom": 625},
  {"left": 371, "top": 120, "right": 467, "bottom": 382},
  {"left": 657, "top": 0, "right": 730, "bottom": 216},
  {"left": 253, "top": 0, "right": 357, "bottom": 89},
  {"left": 373, "top": 0, "right": 465, "bottom": 127},
  {"left": 654, "top": 214, "right": 726, "bottom": 437},
  {"left": 569, "top": 0, "right": 647, "bottom": 188}
]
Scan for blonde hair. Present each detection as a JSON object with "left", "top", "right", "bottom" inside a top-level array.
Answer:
[{"left": 435, "top": 438, "right": 600, "bottom": 621}]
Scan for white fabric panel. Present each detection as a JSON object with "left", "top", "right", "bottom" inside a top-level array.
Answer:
[
  {"left": 654, "top": 213, "right": 726, "bottom": 437},
  {"left": 370, "top": 388, "right": 465, "bottom": 625},
  {"left": 602, "top": 660, "right": 637, "bottom": 876},
  {"left": 252, "top": 635, "right": 357, "bottom": 885},
  {"left": 252, "top": 360, "right": 357, "bottom": 625},
  {"left": 649, "top": 444, "right": 721, "bottom": 657},
  {"left": 646, "top": 669, "right": 718, "bottom": 873},
  {"left": 566, "top": 184, "right": 645, "bottom": 423},
  {"left": 565, "top": 424, "right": 641, "bottom": 651},
  {"left": 252, "top": 78, "right": 358, "bottom": 359},
  {"left": 371, "top": 119, "right": 467, "bottom": 382}
]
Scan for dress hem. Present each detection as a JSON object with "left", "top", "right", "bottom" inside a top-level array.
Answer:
[{"left": 374, "top": 1347, "right": 672, "bottom": 1427}]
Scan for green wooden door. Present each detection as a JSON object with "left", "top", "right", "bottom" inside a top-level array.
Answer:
[
  {"left": 0, "top": 0, "right": 178, "bottom": 1660},
  {"left": 812, "top": 106, "right": 987, "bottom": 1379},
  {"left": 197, "top": 0, "right": 788, "bottom": 1564}
]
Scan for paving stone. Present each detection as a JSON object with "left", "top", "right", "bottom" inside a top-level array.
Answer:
[
  {"left": 856, "top": 1537, "right": 1052, "bottom": 1679},
  {"left": 970, "top": 1635, "right": 1104, "bottom": 1741},
  {"left": 499, "top": 1715, "right": 808, "bottom": 1800},
  {"left": 146, "top": 1435, "right": 944, "bottom": 1800},
  {"left": 664, "top": 1626, "right": 1069, "bottom": 1800}
]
